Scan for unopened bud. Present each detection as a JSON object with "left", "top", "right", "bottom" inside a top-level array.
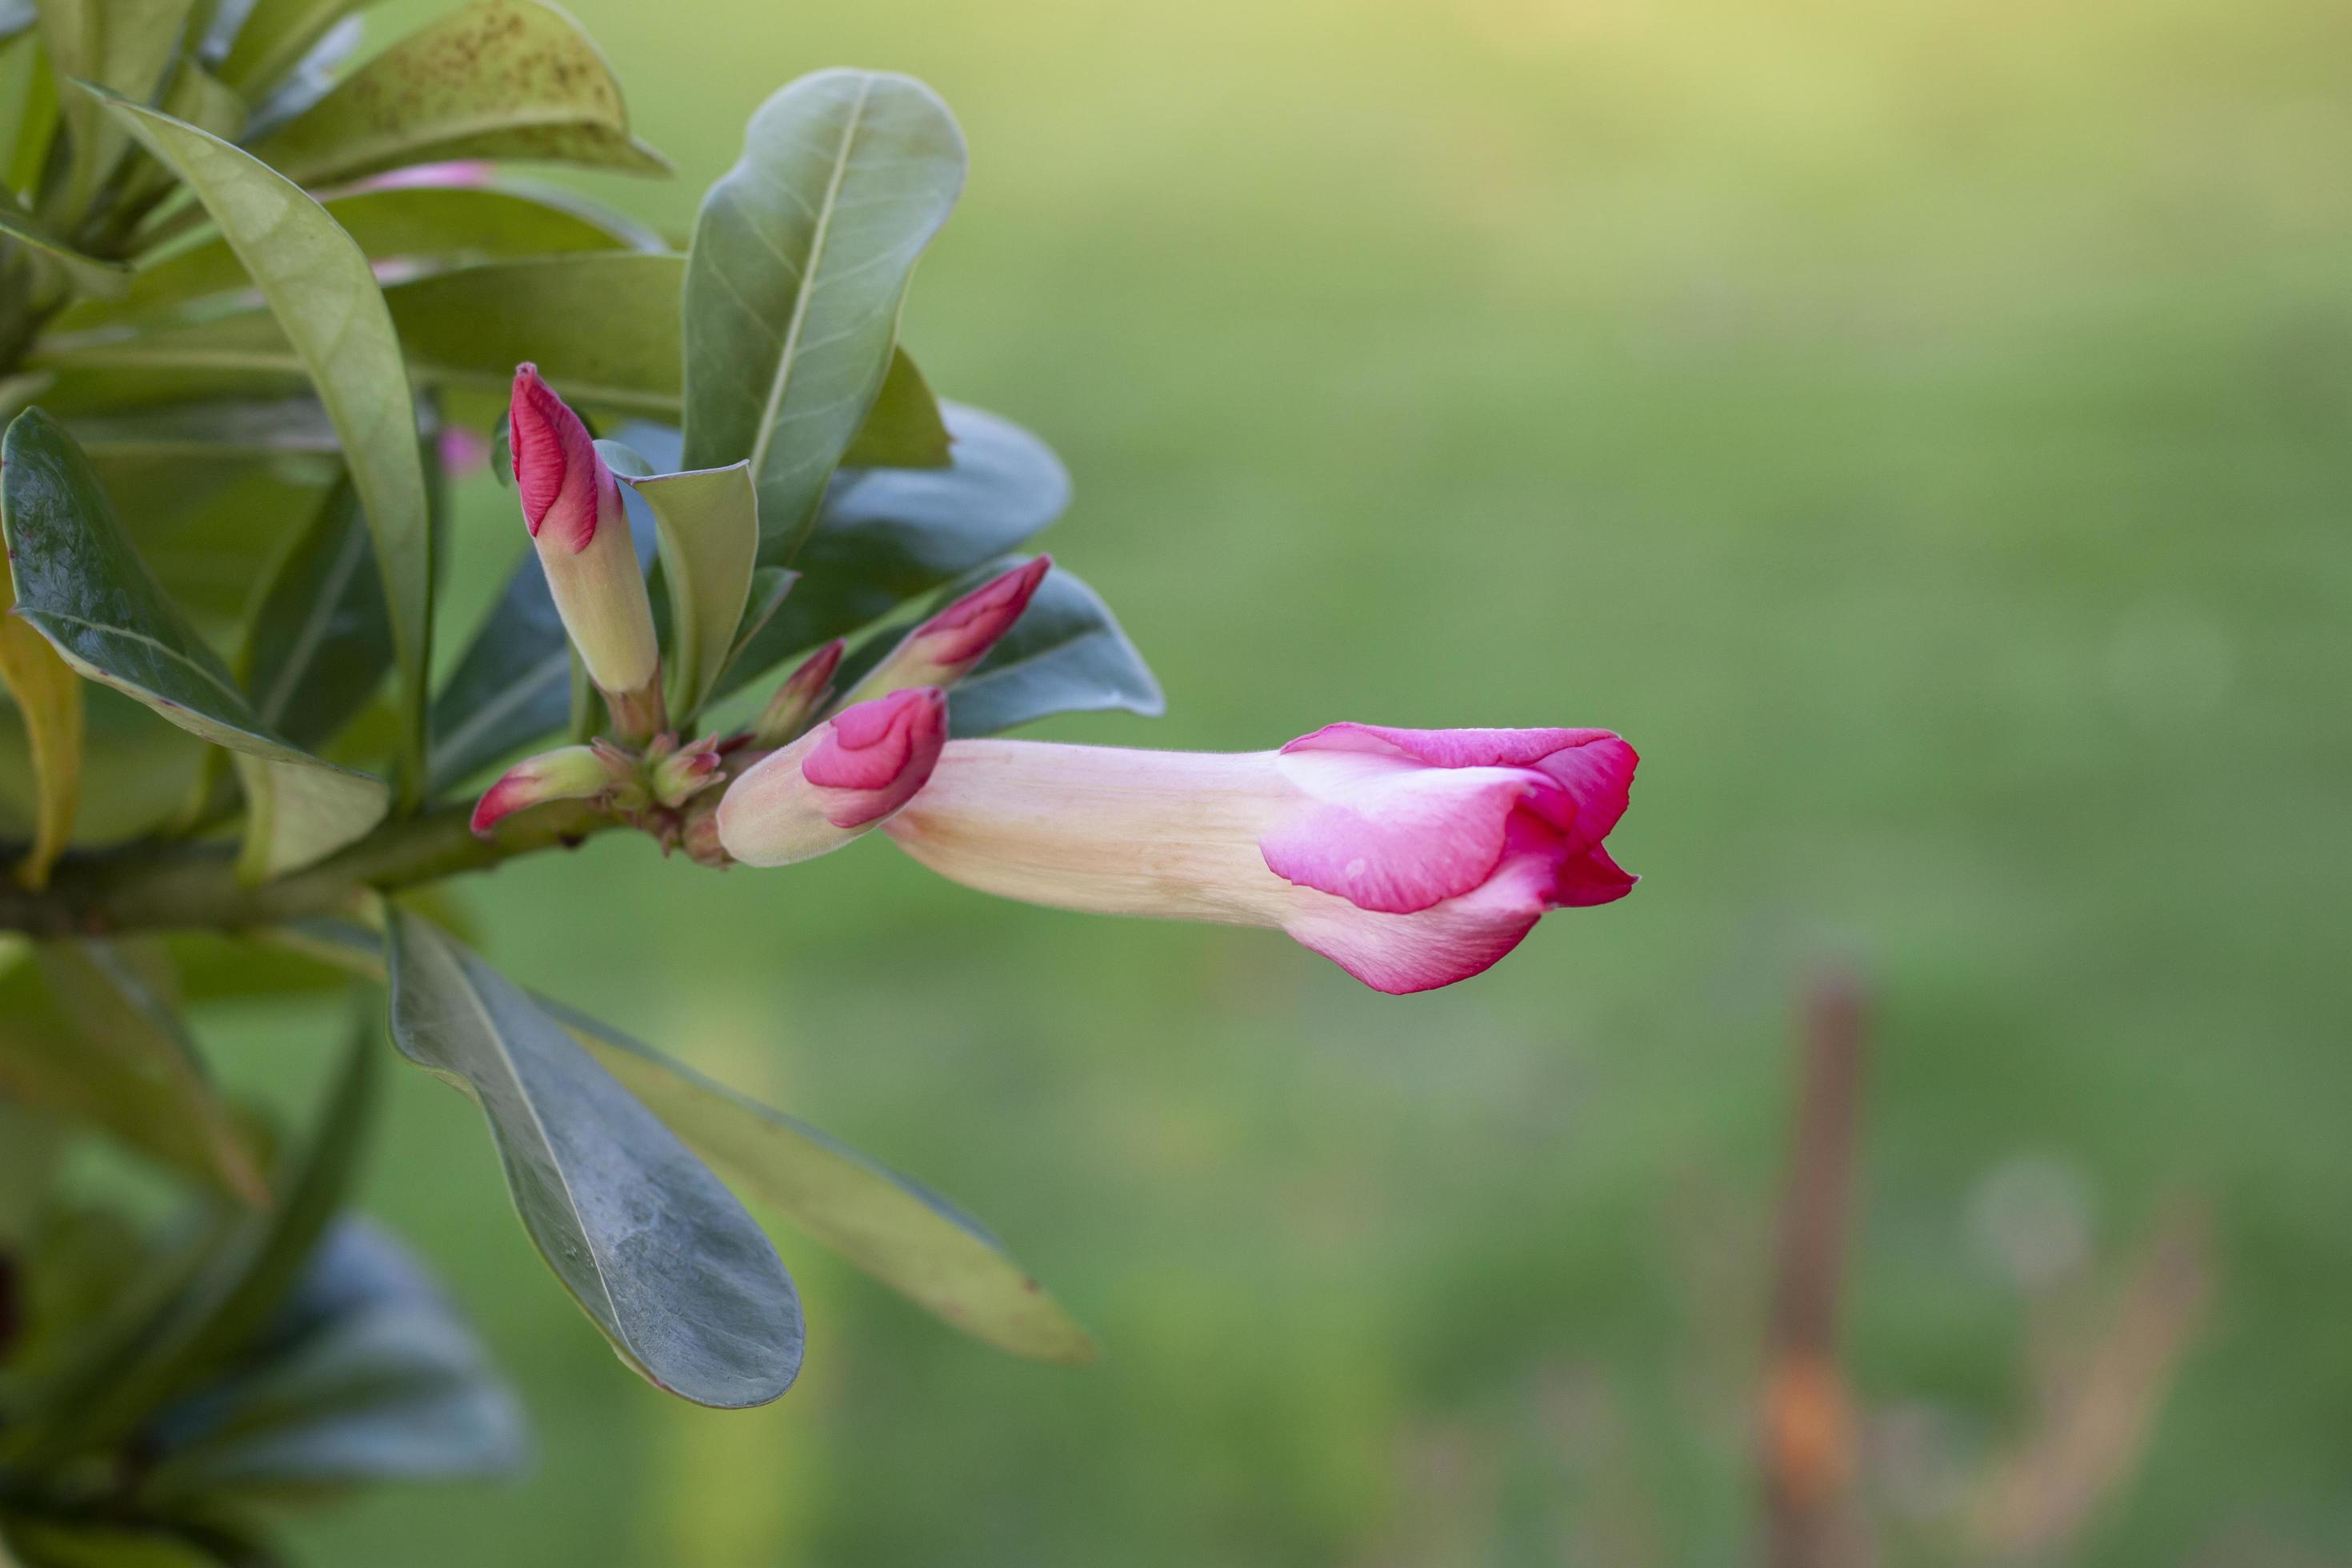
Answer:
[
  {"left": 840, "top": 557, "right": 1050, "bottom": 707},
  {"left": 470, "top": 745, "right": 614, "bottom": 836},
  {"left": 648, "top": 734, "right": 725, "bottom": 809},
  {"left": 715, "top": 688, "right": 948, "bottom": 867},
  {"left": 750, "top": 638, "right": 845, "bottom": 746},
  {"left": 510, "top": 363, "right": 664, "bottom": 740}
]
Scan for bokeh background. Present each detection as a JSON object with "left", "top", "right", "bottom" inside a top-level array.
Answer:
[{"left": 215, "top": 0, "right": 2352, "bottom": 1560}]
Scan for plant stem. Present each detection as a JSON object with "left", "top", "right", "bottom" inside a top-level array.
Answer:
[{"left": 0, "top": 802, "right": 616, "bottom": 939}]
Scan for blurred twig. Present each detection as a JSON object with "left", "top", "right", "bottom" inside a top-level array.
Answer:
[
  {"left": 1758, "top": 969, "right": 1873, "bottom": 1568},
  {"left": 1971, "top": 1202, "right": 2212, "bottom": 1562}
]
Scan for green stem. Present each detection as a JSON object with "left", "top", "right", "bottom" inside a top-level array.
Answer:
[{"left": 0, "top": 802, "right": 616, "bottom": 939}]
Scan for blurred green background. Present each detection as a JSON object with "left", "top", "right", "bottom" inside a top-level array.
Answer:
[{"left": 224, "top": 0, "right": 2352, "bottom": 1559}]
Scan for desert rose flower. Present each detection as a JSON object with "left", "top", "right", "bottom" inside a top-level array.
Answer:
[
  {"left": 881, "top": 723, "right": 1638, "bottom": 994},
  {"left": 838, "top": 556, "right": 1051, "bottom": 707},
  {"left": 714, "top": 689, "right": 949, "bottom": 866},
  {"left": 509, "top": 363, "right": 663, "bottom": 740}
]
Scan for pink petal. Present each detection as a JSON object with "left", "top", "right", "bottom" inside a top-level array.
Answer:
[
  {"left": 803, "top": 688, "right": 947, "bottom": 826},
  {"left": 1262, "top": 750, "right": 1563, "bottom": 914},
  {"left": 508, "top": 363, "right": 608, "bottom": 551},
  {"left": 1284, "top": 722, "right": 1637, "bottom": 856},
  {"left": 1282, "top": 851, "right": 1557, "bottom": 994}
]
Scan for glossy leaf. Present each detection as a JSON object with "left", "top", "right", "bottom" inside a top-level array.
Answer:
[
  {"left": 0, "top": 938, "right": 263, "bottom": 1199},
  {"left": 551, "top": 1002, "right": 1095, "bottom": 1366},
  {"left": 215, "top": 0, "right": 371, "bottom": 97},
  {"left": 94, "top": 93, "right": 433, "bottom": 798},
  {"left": 0, "top": 408, "right": 389, "bottom": 878},
  {"left": 384, "top": 911, "right": 803, "bottom": 1407},
  {"left": 30, "top": 940, "right": 268, "bottom": 1204},
  {"left": 138, "top": 1219, "right": 526, "bottom": 1500},
  {"left": 717, "top": 402, "right": 1070, "bottom": 698},
  {"left": 0, "top": 192, "right": 128, "bottom": 297},
  {"left": 681, "top": 69, "right": 965, "bottom": 563},
  {"left": 0, "top": 530, "right": 80, "bottom": 887},
  {"left": 838, "top": 346, "right": 950, "bottom": 470},
  {"left": 625, "top": 462, "right": 758, "bottom": 719},
  {"left": 243, "top": 0, "right": 666, "bottom": 189},
  {"left": 68, "top": 395, "right": 342, "bottom": 458},
  {"left": 40, "top": 0, "right": 195, "bottom": 213},
  {"left": 239, "top": 479, "right": 391, "bottom": 753},
  {"left": 8, "top": 1014, "right": 378, "bottom": 1467},
  {"left": 68, "top": 182, "right": 652, "bottom": 332}
]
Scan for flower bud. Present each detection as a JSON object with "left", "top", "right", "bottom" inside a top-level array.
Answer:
[
  {"left": 714, "top": 688, "right": 947, "bottom": 867},
  {"left": 647, "top": 734, "right": 725, "bottom": 809},
  {"left": 470, "top": 745, "right": 618, "bottom": 836},
  {"left": 750, "top": 638, "right": 844, "bottom": 746},
  {"left": 839, "top": 557, "right": 1050, "bottom": 707},
  {"left": 510, "top": 363, "right": 663, "bottom": 739}
]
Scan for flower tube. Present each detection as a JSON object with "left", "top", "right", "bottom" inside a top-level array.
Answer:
[{"left": 881, "top": 723, "right": 1638, "bottom": 993}]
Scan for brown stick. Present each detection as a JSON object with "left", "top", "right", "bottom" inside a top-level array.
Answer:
[{"left": 1758, "top": 969, "right": 1871, "bottom": 1568}]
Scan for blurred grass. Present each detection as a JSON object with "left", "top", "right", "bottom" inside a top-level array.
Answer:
[{"left": 243, "top": 0, "right": 2352, "bottom": 1560}]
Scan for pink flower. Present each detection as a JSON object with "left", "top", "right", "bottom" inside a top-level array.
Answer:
[
  {"left": 509, "top": 364, "right": 662, "bottom": 735},
  {"left": 880, "top": 723, "right": 1638, "bottom": 993},
  {"left": 714, "top": 690, "right": 950, "bottom": 866},
  {"left": 350, "top": 160, "right": 498, "bottom": 194},
  {"left": 840, "top": 556, "right": 1050, "bottom": 706}
]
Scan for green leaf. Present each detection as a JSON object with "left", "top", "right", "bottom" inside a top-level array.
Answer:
[
  {"left": 67, "top": 394, "right": 342, "bottom": 458},
  {"left": 242, "top": 0, "right": 666, "bottom": 190},
  {"left": 92, "top": 92, "right": 433, "bottom": 801},
  {"left": 383, "top": 911, "right": 803, "bottom": 1407},
  {"left": 944, "top": 562, "right": 1163, "bottom": 738},
  {"left": 0, "top": 685, "right": 206, "bottom": 849},
  {"left": 717, "top": 402, "right": 1069, "bottom": 699},
  {"left": 552, "top": 1002, "right": 1095, "bottom": 1366},
  {"left": 682, "top": 69, "right": 965, "bottom": 564},
  {"left": 0, "top": 407, "right": 389, "bottom": 879},
  {"left": 0, "top": 938, "right": 264, "bottom": 1199},
  {"left": 0, "top": 529, "right": 81, "bottom": 889},
  {"left": 39, "top": 0, "right": 197, "bottom": 214},
  {"left": 238, "top": 478, "right": 391, "bottom": 754},
  {"left": 27, "top": 939, "right": 269, "bottom": 1204},
  {"left": 0, "top": 1518, "right": 228, "bottom": 1566},
  {"left": 721, "top": 565, "right": 798, "bottom": 685},
  {"left": 0, "top": 190, "right": 129, "bottom": 298},
  {"left": 838, "top": 346, "right": 950, "bottom": 470},
  {"left": 623, "top": 462, "right": 757, "bottom": 721},
  {"left": 6, "top": 1010, "right": 378, "bottom": 1469},
  {"left": 137, "top": 1219, "right": 526, "bottom": 1500},
  {"left": 214, "top": 0, "right": 373, "bottom": 97},
  {"left": 71, "top": 182, "right": 657, "bottom": 330}
]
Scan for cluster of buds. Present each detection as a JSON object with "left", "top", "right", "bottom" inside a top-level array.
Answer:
[
  {"left": 473, "top": 371, "right": 1641, "bottom": 994},
  {"left": 473, "top": 368, "right": 1047, "bottom": 869}
]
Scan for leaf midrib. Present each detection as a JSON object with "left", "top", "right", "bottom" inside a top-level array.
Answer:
[{"left": 746, "top": 74, "right": 875, "bottom": 550}]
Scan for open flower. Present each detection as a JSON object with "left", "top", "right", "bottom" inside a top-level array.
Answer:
[
  {"left": 879, "top": 723, "right": 1638, "bottom": 993},
  {"left": 509, "top": 363, "right": 662, "bottom": 739},
  {"left": 714, "top": 689, "right": 949, "bottom": 866}
]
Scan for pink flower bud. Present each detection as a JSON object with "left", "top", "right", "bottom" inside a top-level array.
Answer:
[
  {"left": 469, "top": 745, "right": 618, "bottom": 837},
  {"left": 509, "top": 364, "right": 662, "bottom": 722},
  {"left": 840, "top": 556, "right": 1050, "bottom": 706},
  {"left": 750, "top": 638, "right": 845, "bottom": 746},
  {"left": 648, "top": 734, "right": 725, "bottom": 809},
  {"left": 882, "top": 723, "right": 1638, "bottom": 993},
  {"left": 714, "top": 688, "right": 948, "bottom": 867}
]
